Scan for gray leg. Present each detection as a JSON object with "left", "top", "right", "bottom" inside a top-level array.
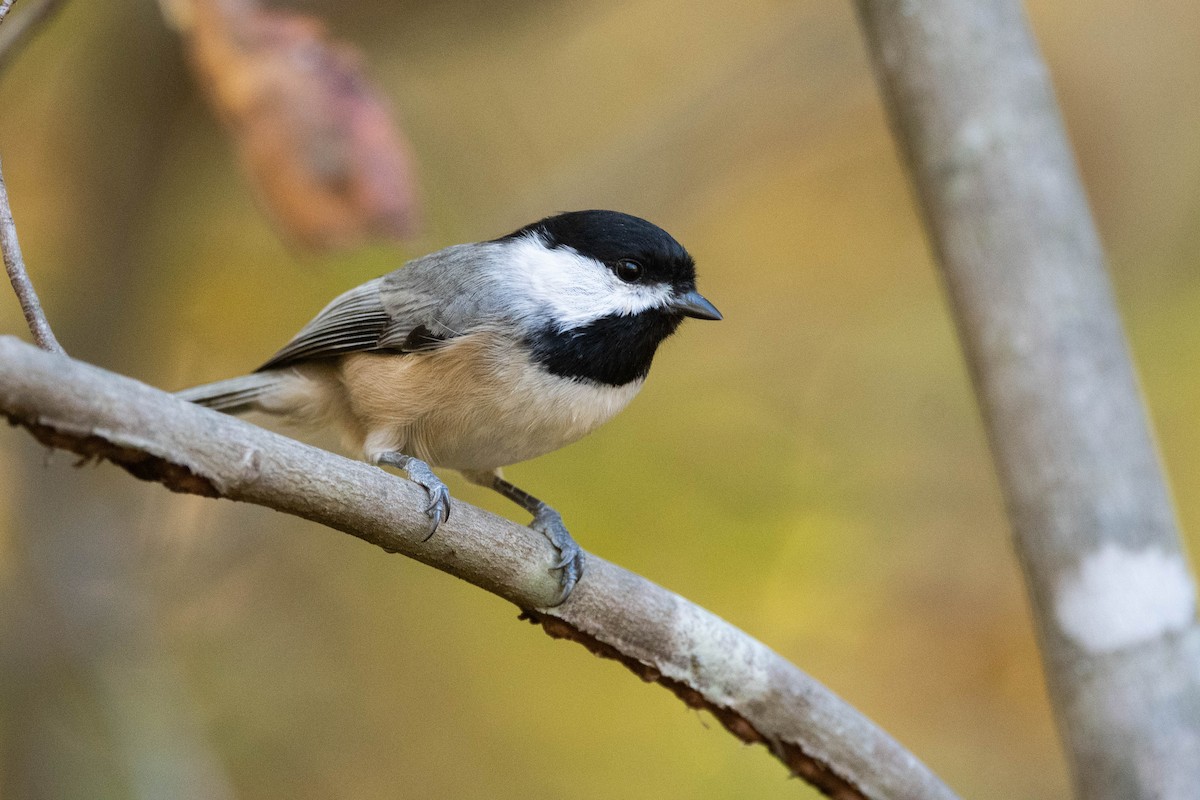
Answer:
[
  {"left": 464, "top": 470, "right": 583, "bottom": 601},
  {"left": 377, "top": 452, "right": 451, "bottom": 541}
]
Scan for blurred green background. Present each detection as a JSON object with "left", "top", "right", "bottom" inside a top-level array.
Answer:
[{"left": 2, "top": 1, "right": 1199, "bottom": 798}]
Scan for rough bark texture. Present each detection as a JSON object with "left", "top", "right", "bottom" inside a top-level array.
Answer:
[
  {"left": 0, "top": 336, "right": 961, "bottom": 800},
  {"left": 854, "top": 2, "right": 1200, "bottom": 798}
]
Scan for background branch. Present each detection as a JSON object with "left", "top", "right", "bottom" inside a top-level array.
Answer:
[
  {"left": 0, "top": 156, "right": 63, "bottom": 353},
  {"left": 0, "top": 335, "right": 961, "bottom": 800},
  {"left": 0, "top": 0, "right": 63, "bottom": 72},
  {"left": 854, "top": 1, "right": 1200, "bottom": 797}
]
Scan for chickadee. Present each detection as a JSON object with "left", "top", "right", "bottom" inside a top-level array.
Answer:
[{"left": 177, "top": 210, "right": 721, "bottom": 599}]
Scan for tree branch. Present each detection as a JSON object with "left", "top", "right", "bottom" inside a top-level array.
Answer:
[
  {"left": 0, "top": 156, "right": 64, "bottom": 353},
  {"left": 0, "top": 336, "right": 960, "bottom": 800},
  {"left": 854, "top": 1, "right": 1200, "bottom": 798}
]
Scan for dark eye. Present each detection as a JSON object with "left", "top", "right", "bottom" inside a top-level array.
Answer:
[{"left": 614, "top": 259, "right": 644, "bottom": 283}]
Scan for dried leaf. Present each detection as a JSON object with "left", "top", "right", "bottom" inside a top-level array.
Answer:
[{"left": 184, "top": 0, "right": 419, "bottom": 250}]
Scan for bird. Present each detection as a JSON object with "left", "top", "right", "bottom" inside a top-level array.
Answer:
[{"left": 176, "top": 210, "right": 721, "bottom": 601}]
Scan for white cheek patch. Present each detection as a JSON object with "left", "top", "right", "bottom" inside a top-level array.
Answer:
[
  {"left": 502, "top": 235, "right": 674, "bottom": 327},
  {"left": 1054, "top": 542, "right": 1196, "bottom": 654}
]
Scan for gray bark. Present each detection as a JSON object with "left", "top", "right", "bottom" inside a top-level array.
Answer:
[
  {"left": 0, "top": 156, "right": 62, "bottom": 353},
  {"left": 854, "top": 1, "right": 1200, "bottom": 798}
]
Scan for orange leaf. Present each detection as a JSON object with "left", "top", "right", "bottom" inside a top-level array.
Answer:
[{"left": 184, "top": 0, "right": 420, "bottom": 250}]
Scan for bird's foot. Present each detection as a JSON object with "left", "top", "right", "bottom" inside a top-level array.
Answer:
[
  {"left": 531, "top": 505, "right": 584, "bottom": 603},
  {"left": 377, "top": 453, "right": 451, "bottom": 541}
]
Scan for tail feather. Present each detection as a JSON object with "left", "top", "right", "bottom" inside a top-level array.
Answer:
[{"left": 176, "top": 373, "right": 281, "bottom": 415}]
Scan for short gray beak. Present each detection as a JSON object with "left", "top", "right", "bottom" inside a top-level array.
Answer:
[{"left": 671, "top": 289, "right": 722, "bottom": 320}]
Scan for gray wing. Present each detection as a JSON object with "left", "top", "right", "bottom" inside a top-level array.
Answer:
[
  {"left": 375, "top": 242, "right": 506, "bottom": 349},
  {"left": 255, "top": 246, "right": 499, "bottom": 372},
  {"left": 256, "top": 277, "right": 433, "bottom": 371}
]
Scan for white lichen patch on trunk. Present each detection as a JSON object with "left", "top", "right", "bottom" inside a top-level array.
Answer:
[{"left": 1055, "top": 543, "right": 1197, "bottom": 654}]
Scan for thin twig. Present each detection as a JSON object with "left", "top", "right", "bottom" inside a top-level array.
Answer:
[
  {"left": 0, "top": 336, "right": 962, "bottom": 800},
  {"left": 0, "top": 156, "right": 63, "bottom": 353},
  {"left": 0, "top": 0, "right": 65, "bottom": 74}
]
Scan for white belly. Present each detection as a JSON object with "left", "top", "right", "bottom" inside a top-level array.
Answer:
[
  {"left": 410, "top": 370, "right": 642, "bottom": 470},
  {"left": 327, "top": 338, "right": 643, "bottom": 471}
]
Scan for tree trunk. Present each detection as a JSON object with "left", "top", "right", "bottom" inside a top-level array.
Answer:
[{"left": 853, "top": 1, "right": 1200, "bottom": 797}]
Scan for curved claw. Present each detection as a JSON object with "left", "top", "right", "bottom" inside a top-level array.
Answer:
[
  {"left": 377, "top": 452, "right": 452, "bottom": 542},
  {"left": 554, "top": 551, "right": 583, "bottom": 602},
  {"left": 531, "top": 506, "right": 584, "bottom": 603},
  {"left": 551, "top": 549, "right": 577, "bottom": 570},
  {"left": 415, "top": 478, "right": 451, "bottom": 541},
  {"left": 420, "top": 487, "right": 451, "bottom": 541}
]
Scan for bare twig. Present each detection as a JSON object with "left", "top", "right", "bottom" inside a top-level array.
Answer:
[
  {"left": 0, "top": 0, "right": 65, "bottom": 73},
  {"left": 0, "top": 336, "right": 962, "bottom": 800},
  {"left": 855, "top": 1, "right": 1200, "bottom": 798},
  {"left": 0, "top": 157, "right": 63, "bottom": 353}
]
